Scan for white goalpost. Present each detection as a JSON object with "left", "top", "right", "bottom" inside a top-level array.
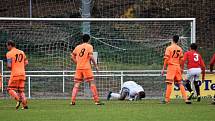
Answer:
[{"left": 0, "top": 17, "right": 196, "bottom": 99}]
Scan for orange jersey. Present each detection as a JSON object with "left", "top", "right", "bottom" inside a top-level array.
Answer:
[
  {"left": 72, "top": 43, "right": 93, "bottom": 69},
  {"left": 164, "top": 43, "right": 183, "bottom": 66},
  {"left": 6, "top": 48, "right": 27, "bottom": 78}
]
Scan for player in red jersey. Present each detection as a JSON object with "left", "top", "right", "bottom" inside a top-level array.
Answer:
[
  {"left": 182, "top": 43, "right": 205, "bottom": 102},
  {"left": 210, "top": 53, "right": 215, "bottom": 73},
  {"left": 209, "top": 53, "right": 215, "bottom": 104}
]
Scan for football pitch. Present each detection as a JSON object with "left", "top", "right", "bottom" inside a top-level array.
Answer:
[{"left": 0, "top": 99, "right": 214, "bottom": 121}]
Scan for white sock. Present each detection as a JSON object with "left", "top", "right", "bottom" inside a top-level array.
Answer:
[{"left": 110, "top": 93, "right": 120, "bottom": 99}]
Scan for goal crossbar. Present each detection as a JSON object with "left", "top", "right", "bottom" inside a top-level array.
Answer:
[
  {"left": 0, "top": 17, "right": 195, "bottom": 21},
  {"left": 0, "top": 17, "right": 196, "bottom": 43}
]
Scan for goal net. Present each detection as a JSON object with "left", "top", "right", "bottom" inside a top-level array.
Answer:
[{"left": 0, "top": 18, "right": 195, "bottom": 99}]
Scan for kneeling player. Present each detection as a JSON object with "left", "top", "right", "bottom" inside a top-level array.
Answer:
[
  {"left": 6, "top": 40, "right": 28, "bottom": 110},
  {"left": 209, "top": 53, "right": 215, "bottom": 104},
  {"left": 107, "top": 81, "right": 145, "bottom": 101},
  {"left": 182, "top": 43, "right": 205, "bottom": 102}
]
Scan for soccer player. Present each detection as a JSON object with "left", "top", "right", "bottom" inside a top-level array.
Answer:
[
  {"left": 71, "top": 34, "right": 103, "bottom": 105},
  {"left": 107, "top": 81, "right": 145, "bottom": 101},
  {"left": 209, "top": 53, "right": 215, "bottom": 104},
  {"left": 182, "top": 43, "right": 205, "bottom": 102},
  {"left": 0, "top": 73, "right": 2, "bottom": 90},
  {"left": 6, "top": 40, "right": 28, "bottom": 110},
  {"left": 161, "top": 35, "right": 191, "bottom": 104},
  {"left": 210, "top": 53, "right": 215, "bottom": 73}
]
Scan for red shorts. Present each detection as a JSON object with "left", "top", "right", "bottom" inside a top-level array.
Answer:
[
  {"left": 7, "top": 75, "right": 26, "bottom": 91},
  {"left": 166, "top": 66, "right": 182, "bottom": 83},
  {"left": 74, "top": 69, "right": 94, "bottom": 82}
]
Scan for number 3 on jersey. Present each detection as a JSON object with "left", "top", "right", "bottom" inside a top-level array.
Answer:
[
  {"left": 79, "top": 48, "right": 86, "bottom": 57},
  {"left": 194, "top": 53, "right": 199, "bottom": 62}
]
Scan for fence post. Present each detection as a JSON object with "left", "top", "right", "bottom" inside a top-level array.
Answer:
[
  {"left": 63, "top": 71, "right": 65, "bottom": 93},
  {"left": 120, "top": 71, "right": 123, "bottom": 88},
  {"left": 28, "top": 77, "right": 31, "bottom": 99}
]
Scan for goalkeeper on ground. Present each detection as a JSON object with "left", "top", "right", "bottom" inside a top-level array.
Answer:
[{"left": 107, "top": 81, "right": 145, "bottom": 101}]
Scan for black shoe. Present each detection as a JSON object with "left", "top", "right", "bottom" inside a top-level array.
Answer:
[
  {"left": 212, "top": 101, "right": 215, "bottom": 105},
  {"left": 70, "top": 102, "right": 76, "bottom": 106},
  {"left": 185, "top": 100, "right": 192, "bottom": 104},
  {"left": 15, "top": 101, "right": 22, "bottom": 110},
  {"left": 197, "top": 96, "right": 201, "bottom": 102},
  {"left": 22, "top": 106, "right": 28, "bottom": 110},
  {"left": 107, "top": 91, "right": 112, "bottom": 100},
  {"left": 188, "top": 91, "right": 194, "bottom": 100},
  {"left": 160, "top": 100, "right": 169, "bottom": 104},
  {"left": 95, "top": 101, "right": 105, "bottom": 105}
]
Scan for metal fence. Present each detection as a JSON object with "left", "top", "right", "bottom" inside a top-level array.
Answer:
[{"left": 1, "top": 70, "right": 165, "bottom": 99}]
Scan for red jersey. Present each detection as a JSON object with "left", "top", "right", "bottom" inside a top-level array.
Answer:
[
  {"left": 183, "top": 50, "right": 205, "bottom": 69},
  {"left": 210, "top": 53, "right": 215, "bottom": 66}
]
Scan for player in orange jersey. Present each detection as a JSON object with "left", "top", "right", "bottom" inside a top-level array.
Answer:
[
  {"left": 71, "top": 34, "right": 103, "bottom": 105},
  {"left": 6, "top": 40, "right": 29, "bottom": 110},
  {"left": 209, "top": 53, "right": 215, "bottom": 104},
  {"left": 161, "top": 35, "right": 191, "bottom": 104}
]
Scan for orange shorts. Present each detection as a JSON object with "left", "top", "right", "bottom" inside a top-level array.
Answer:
[
  {"left": 166, "top": 66, "right": 182, "bottom": 83},
  {"left": 74, "top": 69, "right": 94, "bottom": 82},
  {"left": 7, "top": 75, "right": 26, "bottom": 91}
]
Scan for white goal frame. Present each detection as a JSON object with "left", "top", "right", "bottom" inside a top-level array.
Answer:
[
  {"left": 0, "top": 17, "right": 196, "bottom": 99},
  {"left": 0, "top": 17, "right": 196, "bottom": 43}
]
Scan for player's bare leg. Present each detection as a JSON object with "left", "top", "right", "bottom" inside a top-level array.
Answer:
[
  {"left": 71, "top": 82, "right": 80, "bottom": 105},
  {"left": 89, "top": 81, "right": 104, "bottom": 105}
]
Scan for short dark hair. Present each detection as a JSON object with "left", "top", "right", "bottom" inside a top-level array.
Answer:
[
  {"left": 7, "top": 40, "right": 15, "bottom": 47},
  {"left": 83, "top": 34, "right": 90, "bottom": 42},
  {"left": 138, "top": 91, "right": 145, "bottom": 99},
  {"left": 190, "top": 43, "right": 198, "bottom": 50},
  {"left": 173, "top": 35, "right": 179, "bottom": 43},
  {"left": 135, "top": 91, "right": 145, "bottom": 100}
]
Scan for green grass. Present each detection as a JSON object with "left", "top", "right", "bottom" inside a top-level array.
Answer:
[{"left": 0, "top": 99, "right": 214, "bottom": 121}]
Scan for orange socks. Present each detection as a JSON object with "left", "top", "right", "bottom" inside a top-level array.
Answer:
[
  {"left": 90, "top": 85, "right": 99, "bottom": 102},
  {"left": 165, "top": 83, "right": 173, "bottom": 102},
  {"left": 165, "top": 83, "right": 188, "bottom": 102},
  {"left": 8, "top": 90, "right": 20, "bottom": 101},
  {"left": 71, "top": 87, "right": 79, "bottom": 102},
  {"left": 179, "top": 84, "right": 188, "bottom": 101},
  {"left": 20, "top": 92, "right": 27, "bottom": 107}
]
